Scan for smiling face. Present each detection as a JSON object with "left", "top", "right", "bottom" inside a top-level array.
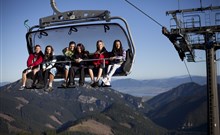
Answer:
[
  {"left": 115, "top": 41, "right": 121, "bottom": 49},
  {"left": 35, "top": 46, "right": 41, "bottom": 54},
  {"left": 69, "top": 43, "right": 75, "bottom": 51},
  {"left": 46, "top": 46, "right": 52, "bottom": 54},
  {"left": 77, "top": 46, "right": 82, "bottom": 53}
]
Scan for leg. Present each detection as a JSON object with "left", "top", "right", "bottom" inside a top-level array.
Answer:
[
  {"left": 45, "top": 68, "right": 56, "bottom": 92},
  {"left": 19, "top": 68, "right": 31, "bottom": 90},
  {"left": 107, "top": 65, "right": 113, "bottom": 75},
  {"left": 102, "top": 65, "right": 111, "bottom": 84},
  {"left": 64, "top": 69, "right": 69, "bottom": 83},
  {"left": 79, "top": 67, "right": 85, "bottom": 86},
  {"left": 37, "top": 69, "right": 44, "bottom": 84},
  {"left": 48, "top": 73, "right": 54, "bottom": 87},
  {"left": 108, "top": 64, "right": 121, "bottom": 80},
  {"left": 21, "top": 70, "right": 27, "bottom": 86},
  {"left": 68, "top": 66, "right": 76, "bottom": 87},
  {"left": 88, "top": 68, "right": 94, "bottom": 82},
  {"left": 32, "top": 68, "right": 39, "bottom": 85},
  {"left": 49, "top": 67, "right": 57, "bottom": 87},
  {"left": 62, "top": 65, "right": 70, "bottom": 87},
  {"left": 69, "top": 66, "right": 75, "bottom": 85},
  {"left": 35, "top": 69, "right": 45, "bottom": 89},
  {"left": 44, "top": 69, "right": 50, "bottom": 86},
  {"left": 96, "top": 68, "right": 103, "bottom": 81},
  {"left": 45, "top": 73, "right": 54, "bottom": 92}
]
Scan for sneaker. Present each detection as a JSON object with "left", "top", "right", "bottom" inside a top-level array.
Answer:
[
  {"left": 79, "top": 82, "right": 84, "bottom": 87},
  {"left": 90, "top": 80, "right": 95, "bottom": 85},
  {"left": 102, "top": 77, "right": 108, "bottom": 84},
  {"left": 101, "top": 81, "right": 110, "bottom": 87},
  {"left": 91, "top": 81, "right": 99, "bottom": 87},
  {"left": 32, "top": 84, "right": 36, "bottom": 89},
  {"left": 95, "top": 81, "right": 99, "bottom": 87},
  {"left": 19, "top": 86, "right": 25, "bottom": 91},
  {"left": 61, "top": 82, "right": 67, "bottom": 88},
  {"left": 68, "top": 83, "right": 76, "bottom": 88},
  {"left": 44, "top": 86, "right": 53, "bottom": 92},
  {"left": 102, "top": 76, "right": 111, "bottom": 83}
]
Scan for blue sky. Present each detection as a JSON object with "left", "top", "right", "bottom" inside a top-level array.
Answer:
[{"left": 1, "top": 0, "right": 220, "bottom": 82}]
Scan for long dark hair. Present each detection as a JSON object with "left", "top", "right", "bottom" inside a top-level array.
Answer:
[
  {"left": 112, "top": 40, "right": 123, "bottom": 56},
  {"left": 44, "top": 45, "right": 54, "bottom": 60},
  {"left": 76, "top": 43, "right": 85, "bottom": 54}
]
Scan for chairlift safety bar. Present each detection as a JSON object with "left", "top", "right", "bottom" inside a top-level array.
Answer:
[{"left": 44, "top": 57, "right": 123, "bottom": 69}]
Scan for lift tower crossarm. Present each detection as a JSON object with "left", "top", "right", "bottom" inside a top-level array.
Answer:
[{"left": 166, "top": 6, "right": 220, "bottom": 15}]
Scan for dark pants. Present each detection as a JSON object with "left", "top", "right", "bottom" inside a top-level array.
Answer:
[
  {"left": 69, "top": 66, "right": 85, "bottom": 84},
  {"left": 37, "top": 69, "right": 50, "bottom": 86}
]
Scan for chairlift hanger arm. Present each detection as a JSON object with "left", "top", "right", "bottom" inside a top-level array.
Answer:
[
  {"left": 40, "top": 10, "right": 110, "bottom": 28},
  {"left": 40, "top": 0, "right": 111, "bottom": 28},
  {"left": 50, "top": 0, "right": 60, "bottom": 14}
]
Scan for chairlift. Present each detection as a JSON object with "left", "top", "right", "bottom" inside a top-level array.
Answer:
[{"left": 25, "top": 0, "right": 135, "bottom": 78}]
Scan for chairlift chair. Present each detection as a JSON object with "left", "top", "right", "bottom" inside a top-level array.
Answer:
[{"left": 25, "top": 0, "right": 135, "bottom": 78}]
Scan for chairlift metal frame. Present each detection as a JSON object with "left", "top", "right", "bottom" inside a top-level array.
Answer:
[{"left": 25, "top": 0, "right": 135, "bottom": 77}]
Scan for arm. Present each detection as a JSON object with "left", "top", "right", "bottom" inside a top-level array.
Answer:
[
  {"left": 46, "top": 56, "right": 57, "bottom": 70},
  {"left": 115, "top": 50, "right": 126, "bottom": 61},
  {"left": 122, "top": 50, "right": 126, "bottom": 61},
  {"left": 62, "top": 47, "right": 68, "bottom": 55},
  {"left": 27, "top": 54, "right": 34, "bottom": 67},
  {"left": 31, "top": 55, "right": 43, "bottom": 67},
  {"left": 74, "top": 54, "right": 81, "bottom": 63}
]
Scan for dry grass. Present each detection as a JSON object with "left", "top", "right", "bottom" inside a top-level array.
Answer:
[
  {"left": 0, "top": 113, "right": 14, "bottom": 122},
  {"left": 49, "top": 115, "right": 62, "bottom": 125},
  {"left": 68, "top": 119, "right": 114, "bottom": 135}
]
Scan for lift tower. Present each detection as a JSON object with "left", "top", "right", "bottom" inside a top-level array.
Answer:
[{"left": 164, "top": 5, "right": 220, "bottom": 135}]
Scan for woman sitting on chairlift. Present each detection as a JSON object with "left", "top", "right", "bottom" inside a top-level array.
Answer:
[
  {"left": 102, "top": 40, "right": 126, "bottom": 87},
  {"left": 36, "top": 45, "right": 57, "bottom": 92},
  {"left": 68, "top": 43, "right": 89, "bottom": 87},
  {"left": 88, "top": 40, "right": 109, "bottom": 87}
]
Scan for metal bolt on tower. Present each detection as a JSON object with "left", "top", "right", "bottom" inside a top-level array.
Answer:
[{"left": 163, "top": 5, "right": 220, "bottom": 135}]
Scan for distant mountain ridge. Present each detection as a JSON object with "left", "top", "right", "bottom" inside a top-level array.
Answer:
[
  {"left": 111, "top": 75, "right": 220, "bottom": 97},
  {"left": 0, "top": 82, "right": 10, "bottom": 87}
]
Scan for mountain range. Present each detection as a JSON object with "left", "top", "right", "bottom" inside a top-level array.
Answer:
[
  {"left": 0, "top": 77, "right": 219, "bottom": 135},
  {"left": 0, "top": 79, "right": 166, "bottom": 135}
]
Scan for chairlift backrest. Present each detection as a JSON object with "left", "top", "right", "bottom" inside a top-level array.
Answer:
[{"left": 27, "top": 23, "right": 131, "bottom": 56}]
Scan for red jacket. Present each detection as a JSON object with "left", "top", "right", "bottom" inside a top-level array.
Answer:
[
  {"left": 93, "top": 52, "right": 109, "bottom": 67},
  {"left": 27, "top": 52, "right": 43, "bottom": 67}
]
